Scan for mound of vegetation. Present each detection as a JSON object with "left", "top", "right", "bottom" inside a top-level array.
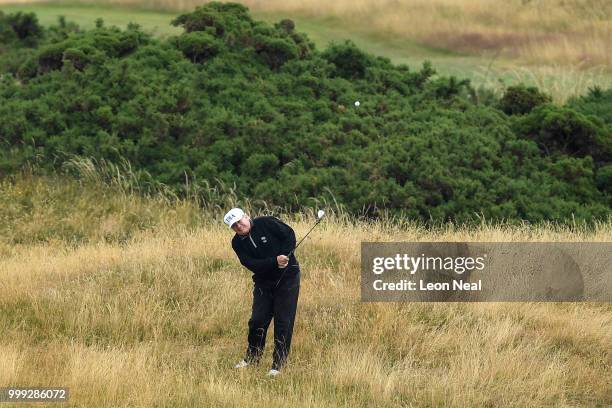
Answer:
[{"left": 0, "top": 3, "right": 610, "bottom": 224}]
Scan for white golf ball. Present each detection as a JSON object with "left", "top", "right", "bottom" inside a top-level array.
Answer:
[{"left": 355, "top": 101, "right": 360, "bottom": 107}]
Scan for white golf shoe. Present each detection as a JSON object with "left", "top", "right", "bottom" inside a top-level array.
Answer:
[
  {"left": 234, "top": 359, "right": 249, "bottom": 369},
  {"left": 266, "top": 369, "right": 280, "bottom": 377}
]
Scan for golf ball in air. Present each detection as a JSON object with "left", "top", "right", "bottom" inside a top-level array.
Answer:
[{"left": 355, "top": 101, "right": 360, "bottom": 107}]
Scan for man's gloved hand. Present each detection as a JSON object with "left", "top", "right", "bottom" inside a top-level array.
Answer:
[{"left": 276, "top": 255, "right": 289, "bottom": 268}]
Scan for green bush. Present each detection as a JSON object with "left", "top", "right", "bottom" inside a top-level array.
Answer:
[
  {"left": 0, "top": 11, "right": 18, "bottom": 45},
  {"left": 513, "top": 104, "right": 611, "bottom": 164},
  {"left": 173, "top": 31, "right": 220, "bottom": 63},
  {"left": 595, "top": 164, "right": 612, "bottom": 194},
  {"left": 0, "top": 3, "right": 610, "bottom": 225},
  {"left": 321, "top": 40, "right": 372, "bottom": 80},
  {"left": 170, "top": 1, "right": 253, "bottom": 36},
  {"left": 498, "top": 84, "right": 552, "bottom": 115},
  {"left": 566, "top": 86, "right": 612, "bottom": 125},
  {"left": 37, "top": 42, "right": 66, "bottom": 73},
  {"left": 254, "top": 36, "right": 299, "bottom": 70},
  {"left": 0, "top": 11, "right": 43, "bottom": 46}
]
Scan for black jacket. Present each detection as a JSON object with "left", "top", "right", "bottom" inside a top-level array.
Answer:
[{"left": 231, "top": 216, "right": 299, "bottom": 283}]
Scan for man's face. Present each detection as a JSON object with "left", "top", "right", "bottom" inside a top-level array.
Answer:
[{"left": 231, "top": 215, "right": 251, "bottom": 236}]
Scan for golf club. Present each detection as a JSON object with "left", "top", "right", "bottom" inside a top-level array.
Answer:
[{"left": 274, "top": 209, "right": 325, "bottom": 288}]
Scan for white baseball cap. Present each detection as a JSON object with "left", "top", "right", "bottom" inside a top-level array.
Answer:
[{"left": 223, "top": 208, "right": 244, "bottom": 228}]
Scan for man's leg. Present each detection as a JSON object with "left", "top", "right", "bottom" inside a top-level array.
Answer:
[
  {"left": 245, "top": 283, "right": 274, "bottom": 364},
  {"left": 271, "top": 268, "right": 301, "bottom": 371}
]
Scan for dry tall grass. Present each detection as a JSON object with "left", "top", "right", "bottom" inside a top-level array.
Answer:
[
  {"left": 472, "top": 62, "right": 610, "bottom": 102},
  {"left": 70, "top": 0, "right": 612, "bottom": 69},
  {"left": 0, "top": 171, "right": 610, "bottom": 406}
]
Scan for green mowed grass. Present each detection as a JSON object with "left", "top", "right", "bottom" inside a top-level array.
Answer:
[
  {"left": 0, "top": 1, "right": 183, "bottom": 37},
  {"left": 1, "top": 0, "right": 611, "bottom": 100}
]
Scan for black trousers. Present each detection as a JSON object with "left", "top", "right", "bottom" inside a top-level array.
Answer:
[{"left": 244, "top": 267, "right": 300, "bottom": 370}]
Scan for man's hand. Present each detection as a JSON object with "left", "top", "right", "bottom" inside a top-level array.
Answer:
[{"left": 277, "top": 255, "right": 289, "bottom": 268}]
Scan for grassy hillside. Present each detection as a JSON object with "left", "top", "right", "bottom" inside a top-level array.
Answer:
[
  {"left": 11, "top": 0, "right": 610, "bottom": 67},
  {"left": 1, "top": 0, "right": 610, "bottom": 102},
  {"left": 1, "top": 170, "right": 611, "bottom": 407}
]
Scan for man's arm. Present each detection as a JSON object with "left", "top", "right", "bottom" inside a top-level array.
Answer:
[
  {"left": 232, "top": 239, "right": 277, "bottom": 274},
  {"left": 266, "top": 216, "right": 296, "bottom": 256}
]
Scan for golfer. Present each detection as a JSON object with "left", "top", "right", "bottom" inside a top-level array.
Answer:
[{"left": 224, "top": 207, "right": 300, "bottom": 377}]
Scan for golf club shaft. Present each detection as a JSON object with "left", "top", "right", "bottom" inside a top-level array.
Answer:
[
  {"left": 286, "top": 218, "right": 322, "bottom": 259},
  {"left": 274, "top": 216, "right": 323, "bottom": 287}
]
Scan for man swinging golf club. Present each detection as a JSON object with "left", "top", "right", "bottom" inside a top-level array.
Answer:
[{"left": 225, "top": 208, "right": 307, "bottom": 377}]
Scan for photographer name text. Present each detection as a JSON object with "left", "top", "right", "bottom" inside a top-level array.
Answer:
[{"left": 373, "top": 279, "right": 482, "bottom": 291}]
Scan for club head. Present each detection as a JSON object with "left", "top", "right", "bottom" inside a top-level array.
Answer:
[{"left": 317, "top": 209, "right": 325, "bottom": 219}]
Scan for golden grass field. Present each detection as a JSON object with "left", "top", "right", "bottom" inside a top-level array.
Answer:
[{"left": 0, "top": 169, "right": 610, "bottom": 407}]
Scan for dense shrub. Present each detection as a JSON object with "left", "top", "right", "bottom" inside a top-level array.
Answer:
[
  {"left": 0, "top": 3, "right": 610, "bottom": 225},
  {"left": 172, "top": 31, "right": 220, "bottom": 63},
  {"left": 595, "top": 164, "right": 612, "bottom": 194},
  {"left": 566, "top": 86, "right": 612, "bottom": 125},
  {"left": 0, "top": 11, "right": 43, "bottom": 46},
  {"left": 498, "top": 84, "right": 552, "bottom": 115},
  {"left": 512, "top": 104, "right": 611, "bottom": 164},
  {"left": 170, "top": 1, "right": 253, "bottom": 36},
  {"left": 321, "top": 40, "right": 372, "bottom": 80},
  {"left": 254, "top": 36, "right": 299, "bottom": 70}
]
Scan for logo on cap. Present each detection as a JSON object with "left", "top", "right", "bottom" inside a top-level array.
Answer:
[{"left": 223, "top": 208, "right": 245, "bottom": 228}]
